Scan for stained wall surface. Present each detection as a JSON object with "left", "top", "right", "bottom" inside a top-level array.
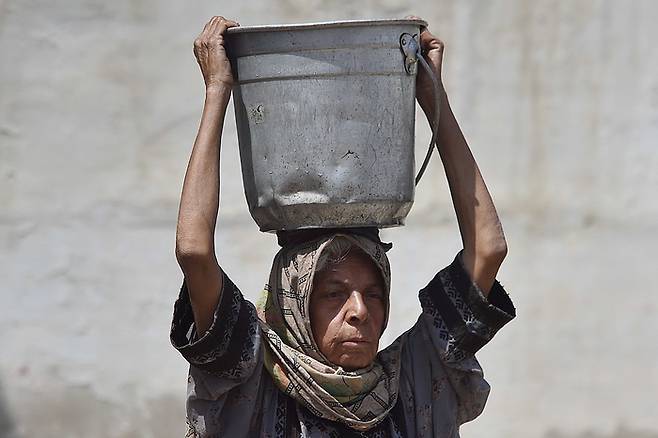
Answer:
[{"left": 1, "top": 1, "right": 657, "bottom": 437}]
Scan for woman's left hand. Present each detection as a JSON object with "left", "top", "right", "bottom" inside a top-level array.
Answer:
[{"left": 407, "top": 17, "right": 445, "bottom": 116}]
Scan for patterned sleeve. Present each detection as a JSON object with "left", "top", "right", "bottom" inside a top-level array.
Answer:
[
  {"left": 170, "top": 271, "right": 261, "bottom": 382},
  {"left": 419, "top": 251, "right": 516, "bottom": 364},
  {"left": 417, "top": 251, "right": 515, "bottom": 425}
]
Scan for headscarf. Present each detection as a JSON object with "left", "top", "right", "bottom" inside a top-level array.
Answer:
[{"left": 256, "top": 232, "right": 402, "bottom": 431}]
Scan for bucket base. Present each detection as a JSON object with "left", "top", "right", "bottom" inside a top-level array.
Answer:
[{"left": 251, "top": 201, "right": 413, "bottom": 232}]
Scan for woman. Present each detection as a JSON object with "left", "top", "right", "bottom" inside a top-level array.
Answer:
[{"left": 172, "top": 16, "right": 516, "bottom": 437}]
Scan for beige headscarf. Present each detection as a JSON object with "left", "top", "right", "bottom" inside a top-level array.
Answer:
[{"left": 256, "top": 233, "right": 402, "bottom": 431}]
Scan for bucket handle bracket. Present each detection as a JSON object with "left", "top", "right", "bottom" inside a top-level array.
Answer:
[
  {"left": 399, "top": 32, "right": 420, "bottom": 75},
  {"left": 400, "top": 32, "right": 443, "bottom": 186}
]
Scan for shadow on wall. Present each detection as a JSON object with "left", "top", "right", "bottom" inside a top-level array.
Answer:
[
  {"left": 0, "top": 381, "right": 19, "bottom": 438},
  {"left": 546, "top": 426, "right": 658, "bottom": 438}
]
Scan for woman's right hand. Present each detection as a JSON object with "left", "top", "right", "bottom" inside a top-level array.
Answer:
[{"left": 193, "top": 16, "right": 240, "bottom": 91}]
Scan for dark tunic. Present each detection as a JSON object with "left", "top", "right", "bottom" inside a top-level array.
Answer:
[{"left": 171, "top": 253, "right": 516, "bottom": 437}]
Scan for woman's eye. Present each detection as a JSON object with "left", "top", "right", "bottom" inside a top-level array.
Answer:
[
  {"left": 325, "top": 291, "right": 343, "bottom": 299},
  {"left": 366, "top": 290, "right": 385, "bottom": 300}
]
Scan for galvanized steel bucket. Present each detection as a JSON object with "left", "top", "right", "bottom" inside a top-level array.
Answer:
[{"left": 226, "top": 19, "right": 427, "bottom": 232}]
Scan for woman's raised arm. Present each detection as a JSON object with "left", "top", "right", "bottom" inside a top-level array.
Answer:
[
  {"left": 175, "top": 16, "right": 239, "bottom": 333},
  {"left": 415, "top": 23, "right": 507, "bottom": 296}
]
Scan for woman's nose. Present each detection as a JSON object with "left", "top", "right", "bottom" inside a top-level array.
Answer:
[{"left": 346, "top": 291, "right": 368, "bottom": 324}]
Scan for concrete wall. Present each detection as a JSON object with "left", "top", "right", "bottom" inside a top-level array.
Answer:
[{"left": 1, "top": 0, "right": 656, "bottom": 437}]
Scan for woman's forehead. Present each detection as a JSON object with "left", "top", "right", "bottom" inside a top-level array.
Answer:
[{"left": 313, "top": 250, "right": 385, "bottom": 286}]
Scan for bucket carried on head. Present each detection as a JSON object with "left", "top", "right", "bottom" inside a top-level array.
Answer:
[{"left": 226, "top": 19, "right": 429, "bottom": 232}]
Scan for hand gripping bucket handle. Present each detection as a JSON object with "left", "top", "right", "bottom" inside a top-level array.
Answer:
[{"left": 399, "top": 32, "right": 442, "bottom": 186}]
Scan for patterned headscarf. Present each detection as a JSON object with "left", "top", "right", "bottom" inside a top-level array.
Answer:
[{"left": 256, "top": 233, "right": 402, "bottom": 431}]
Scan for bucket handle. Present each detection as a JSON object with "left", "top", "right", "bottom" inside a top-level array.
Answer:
[{"left": 400, "top": 32, "right": 442, "bottom": 186}]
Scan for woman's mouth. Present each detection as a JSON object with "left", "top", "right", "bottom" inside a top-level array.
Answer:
[{"left": 342, "top": 338, "right": 370, "bottom": 345}]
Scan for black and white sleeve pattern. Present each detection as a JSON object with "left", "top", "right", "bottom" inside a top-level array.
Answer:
[
  {"left": 419, "top": 251, "right": 516, "bottom": 364},
  {"left": 170, "top": 272, "right": 261, "bottom": 381}
]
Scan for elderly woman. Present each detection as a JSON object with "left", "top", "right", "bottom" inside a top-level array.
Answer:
[{"left": 172, "top": 16, "right": 516, "bottom": 437}]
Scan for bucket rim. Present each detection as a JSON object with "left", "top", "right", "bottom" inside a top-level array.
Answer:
[{"left": 225, "top": 18, "right": 428, "bottom": 34}]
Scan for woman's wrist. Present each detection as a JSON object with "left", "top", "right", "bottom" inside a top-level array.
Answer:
[
  {"left": 420, "top": 87, "right": 449, "bottom": 125},
  {"left": 205, "top": 83, "right": 232, "bottom": 103}
]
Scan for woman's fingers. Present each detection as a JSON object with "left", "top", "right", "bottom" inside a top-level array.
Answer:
[
  {"left": 194, "top": 16, "right": 240, "bottom": 89},
  {"left": 208, "top": 16, "right": 239, "bottom": 36},
  {"left": 405, "top": 14, "right": 428, "bottom": 32},
  {"left": 404, "top": 15, "right": 443, "bottom": 55},
  {"left": 199, "top": 16, "right": 239, "bottom": 41},
  {"left": 208, "top": 16, "right": 223, "bottom": 34},
  {"left": 195, "top": 16, "right": 240, "bottom": 51},
  {"left": 419, "top": 29, "right": 443, "bottom": 52}
]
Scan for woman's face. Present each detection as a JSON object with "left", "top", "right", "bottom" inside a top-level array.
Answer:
[{"left": 309, "top": 249, "right": 386, "bottom": 370}]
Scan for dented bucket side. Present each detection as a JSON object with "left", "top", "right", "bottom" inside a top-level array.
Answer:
[{"left": 227, "top": 20, "right": 424, "bottom": 231}]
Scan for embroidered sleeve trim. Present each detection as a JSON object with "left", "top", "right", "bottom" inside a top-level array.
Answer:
[
  {"left": 170, "top": 271, "right": 251, "bottom": 368},
  {"left": 419, "top": 252, "right": 516, "bottom": 357}
]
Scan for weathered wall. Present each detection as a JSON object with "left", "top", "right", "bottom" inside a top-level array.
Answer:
[{"left": 1, "top": 0, "right": 657, "bottom": 437}]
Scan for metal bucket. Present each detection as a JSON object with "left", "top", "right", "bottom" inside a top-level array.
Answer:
[{"left": 226, "top": 19, "right": 426, "bottom": 232}]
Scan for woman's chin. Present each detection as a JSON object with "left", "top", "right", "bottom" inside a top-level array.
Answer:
[{"left": 333, "top": 351, "right": 375, "bottom": 370}]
